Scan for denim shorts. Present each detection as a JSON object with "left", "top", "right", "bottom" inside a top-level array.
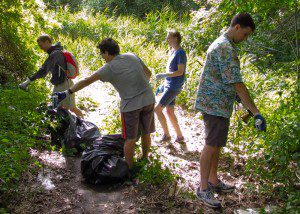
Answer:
[{"left": 159, "top": 87, "right": 182, "bottom": 107}]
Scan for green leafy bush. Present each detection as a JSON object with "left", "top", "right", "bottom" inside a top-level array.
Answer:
[
  {"left": 136, "top": 149, "right": 178, "bottom": 186},
  {"left": 1, "top": 0, "right": 299, "bottom": 211},
  {"left": 0, "top": 0, "right": 47, "bottom": 84},
  {"left": 0, "top": 85, "right": 47, "bottom": 192}
]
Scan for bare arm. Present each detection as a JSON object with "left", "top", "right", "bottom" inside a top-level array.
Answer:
[
  {"left": 70, "top": 72, "right": 100, "bottom": 93},
  {"left": 165, "top": 64, "right": 185, "bottom": 77},
  {"left": 143, "top": 64, "right": 152, "bottom": 81},
  {"left": 234, "top": 82, "right": 259, "bottom": 115}
]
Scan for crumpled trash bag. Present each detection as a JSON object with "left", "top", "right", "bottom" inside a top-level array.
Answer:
[
  {"left": 46, "top": 108, "right": 101, "bottom": 152},
  {"left": 81, "top": 134, "right": 129, "bottom": 184},
  {"left": 64, "top": 114, "right": 101, "bottom": 151}
]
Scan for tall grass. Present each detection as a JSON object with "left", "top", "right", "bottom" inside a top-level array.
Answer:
[{"left": 46, "top": 8, "right": 192, "bottom": 79}]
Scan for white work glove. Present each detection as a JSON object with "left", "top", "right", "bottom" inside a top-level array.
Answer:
[
  {"left": 18, "top": 78, "right": 31, "bottom": 90},
  {"left": 156, "top": 73, "right": 168, "bottom": 80}
]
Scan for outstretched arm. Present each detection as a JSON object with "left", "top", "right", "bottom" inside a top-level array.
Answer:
[{"left": 69, "top": 72, "right": 100, "bottom": 93}]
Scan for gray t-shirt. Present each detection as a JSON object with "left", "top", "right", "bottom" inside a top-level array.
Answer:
[{"left": 96, "top": 53, "right": 155, "bottom": 112}]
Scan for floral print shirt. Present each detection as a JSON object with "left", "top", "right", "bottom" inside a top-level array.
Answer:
[{"left": 195, "top": 34, "right": 243, "bottom": 118}]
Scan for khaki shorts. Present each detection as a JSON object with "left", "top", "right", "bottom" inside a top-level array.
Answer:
[
  {"left": 53, "top": 79, "right": 76, "bottom": 109},
  {"left": 202, "top": 113, "right": 230, "bottom": 147},
  {"left": 121, "top": 104, "right": 155, "bottom": 140}
]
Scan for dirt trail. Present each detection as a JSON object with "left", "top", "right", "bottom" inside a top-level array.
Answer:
[{"left": 8, "top": 75, "right": 269, "bottom": 213}]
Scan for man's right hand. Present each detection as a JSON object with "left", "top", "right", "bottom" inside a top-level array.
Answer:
[{"left": 18, "top": 78, "right": 31, "bottom": 90}]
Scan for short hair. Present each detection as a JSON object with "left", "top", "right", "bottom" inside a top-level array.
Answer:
[
  {"left": 230, "top": 13, "right": 255, "bottom": 31},
  {"left": 37, "top": 34, "right": 52, "bottom": 43},
  {"left": 168, "top": 30, "right": 182, "bottom": 44},
  {"left": 97, "top": 38, "right": 120, "bottom": 55}
]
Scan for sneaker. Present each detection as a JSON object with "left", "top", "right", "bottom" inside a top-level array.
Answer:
[
  {"left": 196, "top": 187, "right": 221, "bottom": 208},
  {"left": 208, "top": 180, "right": 235, "bottom": 193},
  {"left": 160, "top": 134, "right": 171, "bottom": 142}
]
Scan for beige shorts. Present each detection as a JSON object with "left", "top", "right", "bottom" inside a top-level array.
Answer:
[{"left": 53, "top": 79, "right": 76, "bottom": 109}]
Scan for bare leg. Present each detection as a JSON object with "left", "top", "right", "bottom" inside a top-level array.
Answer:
[
  {"left": 166, "top": 106, "right": 183, "bottom": 138},
  {"left": 69, "top": 107, "right": 84, "bottom": 118},
  {"left": 154, "top": 104, "right": 170, "bottom": 137},
  {"left": 200, "top": 145, "right": 219, "bottom": 191},
  {"left": 141, "top": 133, "right": 151, "bottom": 158},
  {"left": 124, "top": 138, "right": 137, "bottom": 169},
  {"left": 208, "top": 147, "right": 220, "bottom": 185}
]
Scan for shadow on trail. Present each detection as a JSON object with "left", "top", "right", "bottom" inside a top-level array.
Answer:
[
  {"left": 82, "top": 182, "right": 128, "bottom": 194},
  {"left": 64, "top": 156, "right": 136, "bottom": 214}
]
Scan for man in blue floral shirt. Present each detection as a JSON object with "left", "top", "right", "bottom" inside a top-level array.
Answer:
[{"left": 195, "top": 13, "right": 267, "bottom": 208}]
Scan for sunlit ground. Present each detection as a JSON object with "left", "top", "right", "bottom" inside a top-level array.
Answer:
[{"left": 25, "top": 71, "right": 268, "bottom": 213}]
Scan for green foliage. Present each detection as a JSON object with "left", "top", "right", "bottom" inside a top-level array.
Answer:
[
  {"left": 0, "top": 0, "right": 46, "bottom": 84},
  {"left": 100, "top": 107, "right": 122, "bottom": 134},
  {"left": 279, "top": 191, "right": 300, "bottom": 213},
  {"left": 61, "top": 144, "right": 78, "bottom": 157},
  {"left": 77, "top": 97, "right": 99, "bottom": 111},
  {"left": 83, "top": 0, "right": 199, "bottom": 18},
  {"left": 0, "top": 0, "right": 299, "bottom": 211},
  {"left": 136, "top": 149, "right": 178, "bottom": 186},
  {"left": 0, "top": 85, "right": 47, "bottom": 192},
  {"left": 43, "top": 0, "right": 83, "bottom": 12},
  {"left": 0, "top": 208, "right": 9, "bottom": 214}
]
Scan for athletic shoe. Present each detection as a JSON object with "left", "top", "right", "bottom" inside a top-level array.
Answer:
[
  {"left": 208, "top": 180, "right": 235, "bottom": 193},
  {"left": 196, "top": 187, "right": 221, "bottom": 208}
]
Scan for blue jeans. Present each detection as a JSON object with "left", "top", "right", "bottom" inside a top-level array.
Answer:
[{"left": 159, "top": 87, "right": 182, "bottom": 107}]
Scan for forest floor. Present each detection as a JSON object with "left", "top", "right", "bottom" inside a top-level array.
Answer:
[{"left": 5, "top": 75, "right": 277, "bottom": 214}]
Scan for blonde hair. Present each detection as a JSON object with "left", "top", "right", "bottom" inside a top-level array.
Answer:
[{"left": 167, "top": 30, "right": 182, "bottom": 44}]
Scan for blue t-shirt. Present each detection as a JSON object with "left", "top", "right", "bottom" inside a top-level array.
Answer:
[{"left": 165, "top": 48, "right": 187, "bottom": 89}]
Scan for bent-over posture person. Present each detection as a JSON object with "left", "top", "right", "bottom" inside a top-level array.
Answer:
[
  {"left": 19, "top": 34, "right": 83, "bottom": 117},
  {"left": 195, "top": 13, "right": 266, "bottom": 208},
  {"left": 54, "top": 38, "right": 155, "bottom": 171}
]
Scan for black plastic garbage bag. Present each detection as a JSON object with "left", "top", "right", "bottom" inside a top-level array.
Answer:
[
  {"left": 46, "top": 108, "right": 101, "bottom": 152},
  {"left": 81, "top": 134, "right": 129, "bottom": 184},
  {"left": 64, "top": 115, "right": 101, "bottom": 151}
]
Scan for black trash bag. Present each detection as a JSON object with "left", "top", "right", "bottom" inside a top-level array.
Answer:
[
  {"left": 45, "top": 108, "right": 101, "bottom": 152},
  {"left": 45, "top": 108, "right": 71, "bottom": 146},
  {"left": 64, "top": 115, "right": 101, "bottom": 151},
  {"left": 81, "top": 134, "right": 129, "bottom": 184}
]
